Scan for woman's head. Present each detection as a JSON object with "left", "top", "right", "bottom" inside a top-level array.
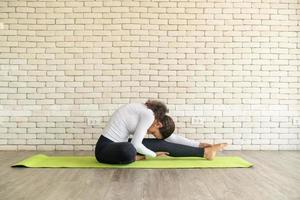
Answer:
[
  {"left": 147, "top": 115, "right": 175, "bottom": 139},
  {"left": 159, "top": 115, "right": 175, "bottom": 139},
  {"left": 145, "top": 100, "right": 169, "bottom": 121}
]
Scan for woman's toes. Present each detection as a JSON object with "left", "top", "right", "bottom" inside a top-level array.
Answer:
[{"left": 213, "top": 143, "right": 228, "bottom": 151}]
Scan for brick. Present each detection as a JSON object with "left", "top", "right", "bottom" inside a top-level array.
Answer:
[{"left": 0, "top": 0, "right": 298, "bottom": 151}]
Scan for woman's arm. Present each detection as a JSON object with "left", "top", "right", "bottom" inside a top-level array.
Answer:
[
  {"left": 130, "top": 110, "right": 157, "bottom": 157},
  {"left": 164, "top": 134, "right": 200, "bottom": 147}
]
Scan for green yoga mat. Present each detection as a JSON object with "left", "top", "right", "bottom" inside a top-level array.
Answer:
[{"left": 11, "top": 154, "right": 253, "bottom": 169}]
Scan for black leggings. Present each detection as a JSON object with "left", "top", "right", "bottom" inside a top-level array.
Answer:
[{"left": 95, "top": 135, "right": 205, "bottom": 164}]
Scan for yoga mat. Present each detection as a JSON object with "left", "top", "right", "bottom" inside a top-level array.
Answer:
[{"left": 11, "top": 154, "right": 253, "bottom": 169}]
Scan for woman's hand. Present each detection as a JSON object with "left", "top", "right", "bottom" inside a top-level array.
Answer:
[
  {"left": 135, "top": 155, "right": 146, "bottom": 161},
  {"left": 156, "top": 152, "right": 169, "bottom": 157},
  {"left": 199, "top": 143, "right": 213, "bottom": 148}
]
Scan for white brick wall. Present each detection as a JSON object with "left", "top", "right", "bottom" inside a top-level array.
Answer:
[{"left": 0, "top": 0, "right": 299, "bottom": 151}]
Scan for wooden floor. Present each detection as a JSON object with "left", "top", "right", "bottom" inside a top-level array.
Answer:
[{"left": 0, "top": 150, "right": 299, "bottom": 200}]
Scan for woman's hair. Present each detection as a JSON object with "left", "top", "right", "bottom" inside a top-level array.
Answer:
[
  {"left": 144, "top": 100, "right": 169, "bottom": 121},
  {"left": 159, "top": 115, "right": 175, "bottom": 139}
]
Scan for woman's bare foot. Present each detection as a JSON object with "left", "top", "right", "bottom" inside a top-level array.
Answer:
[
  {"left": 199, "top": 143, "right": 212, "bottom": 148},
  {"left": 135, "top": 155, "right": 146, "bottom": 161},
  {"left": 216, "top": 143, "right": 228, "bottom": 151},
  {"left": 204, "top": 143, "right": 228, "bottom": 160}
]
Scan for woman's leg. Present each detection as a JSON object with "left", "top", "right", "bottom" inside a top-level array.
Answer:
[
  {"left": 95, "top": 136, "right": 137, "bottom": 164},
  {"left": 141, "top": 138, "right": 204, "bottom": 157}
]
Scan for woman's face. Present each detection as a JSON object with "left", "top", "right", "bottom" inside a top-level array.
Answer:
[{"left": 147, "top": 119, "right": 163, "bottom": 139}]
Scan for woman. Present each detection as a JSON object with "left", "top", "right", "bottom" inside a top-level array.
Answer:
[{"left": 95, "top": 100, "right": 227, "bottom": 164}]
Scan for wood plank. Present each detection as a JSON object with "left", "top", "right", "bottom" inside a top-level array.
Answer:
[{"left": 0, "top": 151, "right": 299, "bottom": 200}]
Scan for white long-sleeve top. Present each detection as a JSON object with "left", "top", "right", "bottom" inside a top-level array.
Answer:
[{"left": 102, "top": 102, "right": 199, "bottom": 157}]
